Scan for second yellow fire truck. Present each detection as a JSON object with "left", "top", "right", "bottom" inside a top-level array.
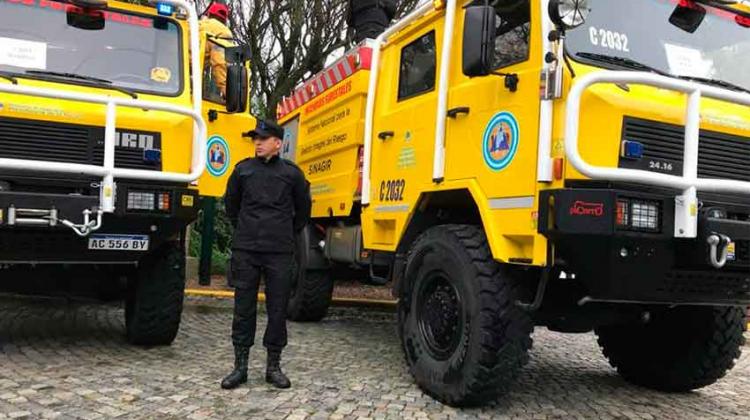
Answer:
[{"left": 280, "top": 0, "right": 750, "bottom": 407}]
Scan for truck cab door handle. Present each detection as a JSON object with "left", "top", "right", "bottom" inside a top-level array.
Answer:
[
  {"left": 378, "top": 131, "right": 395, "bottom": 140},
  {"left": 447, "top": 107, "right": 470, "bottom": 119}
]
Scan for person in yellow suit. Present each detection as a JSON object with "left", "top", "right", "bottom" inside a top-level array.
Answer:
[{"left": 199, "top": 0, "right": 235, "bottom": 98}]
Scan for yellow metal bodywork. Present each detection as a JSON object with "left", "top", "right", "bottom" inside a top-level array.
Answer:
[
  {"left": 560, "top": 72, "right": 750, "bottom": 182},
  {"left": 281, "top": 1, "right": 750, "bottom": 267},
  {"left": 362, "top": 4, "right": 548, "bottom": 266},
  {"left": 0, "top": 0, "right": 253, "bottom": 198},
  {"left": 282, "top": 72, "right": 370, "bottom": 218}
]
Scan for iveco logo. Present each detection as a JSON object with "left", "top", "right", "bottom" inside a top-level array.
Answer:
[{"left": 115, "top": 131, "right": 155, "bottom": 150}]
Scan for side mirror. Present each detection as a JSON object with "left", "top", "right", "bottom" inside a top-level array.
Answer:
[
  {"left": 668, "top": 2, "right": 706, "bottom": 33},
  {"left": 225, "top": 45, "right": 252, "bottom": 65},
  {"left": 462, "top": 5, "right": 496, "bottom": 77},
  {"left": 226, "top": 64, "right": 248, "bottom": 113}
]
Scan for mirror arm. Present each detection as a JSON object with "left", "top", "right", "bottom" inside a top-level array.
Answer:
[
  {"left": 562, "top": 51, "right": 576, "bottom": 79},
  {"left": 489, "top": 71, "right": 519, "bottom": 92},
  {"left": 547, "top": 30, "right": 576, "bottom": 79}
]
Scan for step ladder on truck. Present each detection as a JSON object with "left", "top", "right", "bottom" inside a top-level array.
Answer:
[
  {"left": 0, "top": 0, "right": 254, "bottom": 345},
  {"left": 279, "top": 0, "right": 750, "bottom": 407}
]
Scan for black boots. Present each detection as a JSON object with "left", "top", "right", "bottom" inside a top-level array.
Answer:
[
  {"left": 221, "top": 346, "right": 249, "bottom": 389},
  {"left": 221, "top": 348, "right": 290, "bottom": 389},
  {"left": 265, "top": 350, "right": 291, "bottom": 389}
]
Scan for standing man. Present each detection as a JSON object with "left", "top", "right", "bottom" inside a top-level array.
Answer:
[{"left": 221, "top": 119, "right": 311, "bottom": 390}]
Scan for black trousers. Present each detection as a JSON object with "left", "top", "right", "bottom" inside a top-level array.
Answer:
[{"left": 229, "top": 250, "right": 293, "bottom": 352}]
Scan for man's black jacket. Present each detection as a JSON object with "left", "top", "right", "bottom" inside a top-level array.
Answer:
[{"left": 224, "top": 155, "right": 311, "bottom": 253}]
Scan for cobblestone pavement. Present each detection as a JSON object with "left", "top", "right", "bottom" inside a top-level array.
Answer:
[{"left": 0, "top": 295, "right": 748, "bottom": 420}]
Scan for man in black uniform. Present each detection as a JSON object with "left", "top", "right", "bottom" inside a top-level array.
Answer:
[{"left": 220, "top": 119, "right": 311, "bottom": 390}]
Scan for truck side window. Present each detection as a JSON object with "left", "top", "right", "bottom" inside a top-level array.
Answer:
[
  {"left": 203, "top": 38, "right": 226, "bottom": 105},
  {"left": 493, "top": 0, "right": 531, "bottom": 68},
  {"left": 398, "top": 31, "right": 436, "bottom": 101}
]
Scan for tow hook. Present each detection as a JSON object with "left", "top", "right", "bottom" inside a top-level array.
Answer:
[{"left": 707, "top": 233, "right": 732, "bottom": 269}]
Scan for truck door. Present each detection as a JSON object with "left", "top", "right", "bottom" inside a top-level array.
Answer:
[
  {"left": 197, "top": 36, "right": 255, "bottom": 198},
  {"left": 369, "top": 21, "right": 440, "bottom": 248},
  {"left": 444, "top": 1, "right": 540, "bottom": 203}
]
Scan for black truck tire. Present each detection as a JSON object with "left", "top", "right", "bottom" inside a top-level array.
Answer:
[
  {"left": 125, "top": 242, "right": 186, "bottom": 346},
  {"left": 287, "top": 269, "right": 334, "bottom": 322},
  {"left": 287, "top": 228, "right": 334, "bottom": 322},
  {"left": 398, "top": 224, "right": 533, "bottom": 407},
  {"left": 595, "top": 306, "right": 746, "bottom": 392}
]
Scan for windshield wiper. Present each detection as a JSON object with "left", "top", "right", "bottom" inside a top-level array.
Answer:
[
  {"left": 0, "top": 71, "right": 18, "bottom": 85},
  {"left": 576, "top": 52, "right": 670, "bottom": 76},
  {"left": 24, "top": 70, "right": 138, "bottom": 99},
  {"left": 675, "top": 75, "right": 750, "bottom": 95}
]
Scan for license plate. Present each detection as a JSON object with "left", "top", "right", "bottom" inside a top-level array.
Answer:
[{"left": 88, "top": 234, "right": 149, "bottom": 251}]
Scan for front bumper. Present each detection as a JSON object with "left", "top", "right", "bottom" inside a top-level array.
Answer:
[
  {"left": 539, "top": 187, "right": 750, "bottom": 306},
  {"left": 0, "top": 183, "right": 199, "bottom": 263}
]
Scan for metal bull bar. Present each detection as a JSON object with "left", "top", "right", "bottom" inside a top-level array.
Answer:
[
  {"left": 0, "top": 0, "right": 206, "bottom": 236},
  {"left": 565, "top": 71, "right": 750, "bottom": 242}
]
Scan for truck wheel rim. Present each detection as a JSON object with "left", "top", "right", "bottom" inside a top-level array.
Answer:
[{"left": 416, "top": 273, "right": 462, "bottom": 360}]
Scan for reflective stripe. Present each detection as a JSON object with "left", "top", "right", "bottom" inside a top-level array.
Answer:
[
  {"left": 341, "top": 57, "right": 353, "bottom": 75},
  {"left": 488, "top": 196, "right": 535, "bottom": 210},
  {"left": 277, "top": 45, "right": 375, "bottom": 118},
  {"left": 374, "top": 204, "right": 409, "bottom": 213},
  {"left": 331, "top": 65, "right": 342, "bottom": 82}
]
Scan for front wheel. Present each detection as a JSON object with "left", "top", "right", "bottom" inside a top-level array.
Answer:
[
  {"left": 125, "top": 242, "right": 186, "bottom": 346},
  {"left": 398, "top": 224, "right": 533, "bottom": 407},
  {"left": 595, "top": 305, "right": 746, "bottom": 392}
]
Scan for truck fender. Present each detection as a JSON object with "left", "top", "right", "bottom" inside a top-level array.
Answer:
[{"left": 296, "top": 224, "right": 330, "bottom": 271}]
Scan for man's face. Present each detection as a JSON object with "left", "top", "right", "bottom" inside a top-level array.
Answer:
[{"left": 253, "top": 136, "right": 282, "bottom": 159}]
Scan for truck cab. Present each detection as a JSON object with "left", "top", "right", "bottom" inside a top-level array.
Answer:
[{"left": 0, "top": 0, "right": 253, "bottom": 345}]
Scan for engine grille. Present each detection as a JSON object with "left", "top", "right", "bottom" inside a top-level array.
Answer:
[
  {"left": 620, "top": 117, "right": 750, "bottom": 182},
  {"left": 0, "top": 116, "right": 161, "bottom": 171},
  {"left": 737, "top": 240, "right": 749, "bottom": 265}
]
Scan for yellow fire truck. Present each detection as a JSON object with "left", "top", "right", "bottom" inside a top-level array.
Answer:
[
  {"left": 0, "top": 0, "right": 253, "bottom": 344},
  {"left": 280, "top": 0, "right": 750, "bottom": 406}
]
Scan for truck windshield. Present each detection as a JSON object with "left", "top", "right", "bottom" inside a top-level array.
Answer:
[
  {"left": 0, "top": 0, "right": 181, "bottom": 96},
  {"left": 566, "top": 0, "right": 750, "bottom": 92}
]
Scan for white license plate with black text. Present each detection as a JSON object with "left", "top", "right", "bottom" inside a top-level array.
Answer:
[{"left": 88, "top": 235, "right": 149, "bottom": 251}]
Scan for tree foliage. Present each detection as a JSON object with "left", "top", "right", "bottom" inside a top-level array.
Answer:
[{"left": 227, "top": 0, "right": 421, "bottom": 117}]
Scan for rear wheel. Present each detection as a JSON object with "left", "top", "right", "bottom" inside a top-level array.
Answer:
[
  {"left": 287, "top": 232, "right": 333, "bottom": 322},
  {"left": 595, "top": 305, "right": 746, "bottom": 392},
  {"left": 287, "top": 270, "right": 334, "bottom": 322},
  {"left": 398, "top": 224, "right": 533, "bottom": 406},
  {"left": 125, "top": 242, "right": 186, "bottom": 346}
]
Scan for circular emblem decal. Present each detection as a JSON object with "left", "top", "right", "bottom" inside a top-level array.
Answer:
[
  {"left": 482, "top": 112, "right": 519, "bottom": 171},
  {"left": 206, "top": 135, "right": 230, "bottom": 176}
]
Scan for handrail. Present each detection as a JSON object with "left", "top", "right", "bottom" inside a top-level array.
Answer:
[{"left": 565, "top": 71, "right": 750, "bottom": 238}]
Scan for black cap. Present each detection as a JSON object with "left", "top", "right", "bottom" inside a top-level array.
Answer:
[{"left": 245, "top": 119, "right": 284, "bottom": 140}]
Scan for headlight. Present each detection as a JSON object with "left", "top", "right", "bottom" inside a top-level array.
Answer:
[
  {"left": 127, "top": 191, "right": 155, "bottom": 211},
  {"left": 549, "top": 0, "right": 591, "bottom": 30},
  {"left": 127, "top": 190, "right": 171, "bottom": 212},
  {"left": 616, "top": 198, "right": 661, "bottom": 232}
]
